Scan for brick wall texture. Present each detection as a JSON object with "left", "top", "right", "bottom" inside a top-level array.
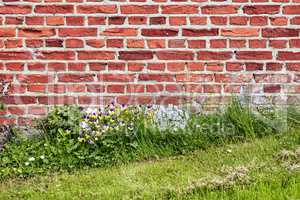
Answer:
[{"left": 0, "top": 1, "right": 300, "bottom": 125}]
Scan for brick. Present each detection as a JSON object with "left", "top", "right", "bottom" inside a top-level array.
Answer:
[
  {"left": 17, "top": 74, "right": 53, "bottom": 83},
  {"left": 108, "top": 17, "right": 125, "bottom": 25},
  {"left": 254, "top": 74, "right": 290, "bottom": 83},
  {"left": 38, "top": 96, "right": 76, "bottom": 105},
  {"left": 0, "top": 51, "right": 32, "bottom": 60},
  {"left": 202, "top": 5, "right": 239, "bottom": 14},
  {"left": 19, "top": 28, "right": 55, "bottom": 37},
  {"left": 25, "top": 16, "right": 44, "bottom": 25},
  {"left": 291, "top": 17, "right": 300, "bottom": 25},
  {"left": 48, "top": 63, "right": 66, "bottom": 71},
  {"left": 5, "top": 63, "right": 23, "bottom": 71},
  {"left": 77, "top": 5, "right": 117, "bottom": 14},
  {"left": 286, "top": 63, "right": 300, "bottom": 71},
  {"left": 0, "top": 28, "right": 16, "bottom": 37},
  {"left": 88, "top": 17, "right": 105, "bottom": 25},
  {"left": 127, "top": 39, "right": 144, "bottom": 48},
  {"left": 243, "top": 5, "right": 280, "bottom": 15},
  {"left": 210, "top": 39, "right": 226, "bottom": 48},
  {"left": 262, "top": 28, "right": 299, "bottom": 38},
  {"left": 1, "top": 96, "right": 36, "bottom": 105},
  {"left": 215, "top": 74, "right": 253, "bottom": 83},
  {"left": 283, "top": 6, "right": 300, "bottom": 14},
  {"left": 101, "top": 28, "right": 137, "bottom": 36},
  {"left": 266, "top": 63, "right": 282, "bottom": 71},
  {"left": 66, "top": 39, "right": 84, "bottom": 48},
  {"left": 183, "top": 29, "right": 218, "bottom": 37},
  {"left": 250, "top": 16, "right": 268, "bottom": 26},
  {"left": 119, "top": 51, "right": 153, "bottom": 60},
  {"left": 176, "top": 74, "right": 213, "bottom": 82},
  {"left": 277, "top": 52, "right": 300, "bottom": 60},
  {"left": 156, "top": 51, "right": 194, "bottom": 60},
  {"left": 139, "top": 74, "right": 174, "bottom": 82},
  {"left": 37, "top": 51, "right": 75, "bottom": 60},
  {"left": 46, "top": 39, "right": 63, "bottom": 47},
  {"left": 58, "top": 74, "right": 94, "bottom": 82},
  {"left": 59, "top": 28, "right": 97, "bottom": 37},
  {"left": 142, "top": 29, "right": 178, "bottom": 37},
  {"left": 150, "top": 17, "right": 166, "bottom": 25},
  {"left": 210, "top": 17, "right": 227, "bottom": 25},
  {"left": 236, "top": 51, "right": 273, "bottom": 60},
  {"left": 98, "top": 74, "right": 134, "bottom": 82},
  {"left": 35, "top": 5, "right": 74, "bottom": 13},
  {"left": 128, "top": 16, "right": 147, "bottom": 25},
  {"left": 189, "top": 17, "right": 207, "bottom": 25},
  {"left": 270, "top": 40, "right": 287, "bottom": 49},
  {"left": 162, "top": 5, "right": 198, "bottom": 14},
  {"left": 289, "top": 39, "right": 300, "bottom": 48},
  {"left": 221, "top": 28, "right": 259, "bottom": 37},
  {"left": 169, "top": 17, "right": 186, "bottom": 26},
  {"left": 46, "top": 16, "right": 64, "bottom": 26},
  {"left": 230, "top": 17, "right": 248, "bottom": 25},
  {"left": 106, "top": 39, "right": 123, "bottom": 48},
  {"left": 0, "top": 5, "right": 31, "bottom": 14},
  {"left": 5, "top": 17, "right": 23, "bottom": 25},
  {"left": 270, "top": 17, "right": 288, "bottom": 26},
  {"left": 121, "top": 5, "right": 158, "bottom": 14},
  {"left": 245, "top": 63, "right": 264, "bottom": 71},
  {"left": 86, "top": 39, "right": 105, "bottom": 48},
  {"left": 197, "top": 51, "right": 232, "bottom": 60},
  {"left": 66, "top": 16, "right": 84, "bottom": 26},
  {"left": 78, "top": 51, "right": 115, "bottom": 60}
]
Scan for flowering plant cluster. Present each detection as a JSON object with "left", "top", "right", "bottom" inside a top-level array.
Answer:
[
  {"left": 79, "top": 103, "right": 190, "bottom": 144},
  {"left": 79, "top": 103, "right": 155, "bottom": 144}
]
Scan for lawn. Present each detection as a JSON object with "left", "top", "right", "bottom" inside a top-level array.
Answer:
[{"left": 0, "top": 132, "right": 299, "bottom": 200}]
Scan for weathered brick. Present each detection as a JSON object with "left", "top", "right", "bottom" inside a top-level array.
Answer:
[
  {"left": 243, "top": 5, "right": 280, "bottom": 15},
  {"left": 142, "top": 29, "right": 178, "bottom": 37},
  {"left": 262, "top": 28, "right": 299, "bottom": 38},
  {"left": 221, "top": 28, "right": 259, "bottom": 37},
  {"left": 19, "top": 28, "right": 55, "bottom": 37},
  {"left": 101, "top": 28, "right": 138, "bottom": 36}
]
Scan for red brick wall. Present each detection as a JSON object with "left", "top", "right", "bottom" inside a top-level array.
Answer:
[{"left": 0, "top": 1, "right": 300, "bottom": 125}]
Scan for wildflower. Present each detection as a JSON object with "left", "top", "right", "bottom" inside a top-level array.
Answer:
[
  {"left": 28, "top": 157, "right": 35, "bottom": 162},
  {"left": 25, "top": 162, "right": 30, "bottom": 166},
  {"left": 40, "top": 155, "right": 45, "bottom": 160}
]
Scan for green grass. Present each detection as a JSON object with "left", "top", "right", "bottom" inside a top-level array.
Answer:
[{"left": 1, "top": 132, "right": 299, "bottom": 200}]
